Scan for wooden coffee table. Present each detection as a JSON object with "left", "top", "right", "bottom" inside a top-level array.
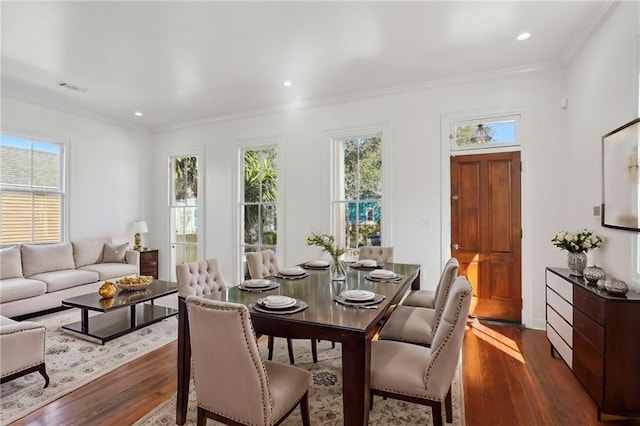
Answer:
[{"left": 62, "top": 280, "right": 178, "bottom": 344}]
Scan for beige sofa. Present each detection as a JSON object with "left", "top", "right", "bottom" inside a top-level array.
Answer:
[{"left": 0, "top": 239, "right": 139, "bottom": 318}]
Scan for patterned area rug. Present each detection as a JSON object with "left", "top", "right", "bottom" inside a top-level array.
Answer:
[
  {"left": 0, "top": 309, "right": 177, "bottom": 425},
  {"left": 135, "top": 338, "right": 465, "bottom": 425}
]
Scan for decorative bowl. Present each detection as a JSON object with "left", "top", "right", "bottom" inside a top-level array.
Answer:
[
  {"left": 604, "top": 278, "right": 628, "bottom": 296},
  {"left": 116, "top": 276, "right": 154, "bottom": 291},
  {"left": 583, "top": 265, "right": 606, "bottom": 284}
]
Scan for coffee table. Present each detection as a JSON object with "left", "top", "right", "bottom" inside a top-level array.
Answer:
[{"left": 62, "top": 280, "right": 178, "bottom": 344}]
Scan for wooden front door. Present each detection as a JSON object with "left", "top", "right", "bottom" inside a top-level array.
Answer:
[{"left": 451, "top": 151, "right": 522, "bottom": 322}]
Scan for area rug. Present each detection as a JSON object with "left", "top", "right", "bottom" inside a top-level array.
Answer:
[
  {"left": 0, "top": 309, "right": 177, "bottom": 425},
  {"left": 135, "top": 338, "right": 465, "bottom": 425}
]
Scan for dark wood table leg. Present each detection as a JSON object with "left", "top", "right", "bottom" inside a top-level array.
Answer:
[
  {"left": 176, "top": 297, "right": 191, "bottom": 426},
  {"left": 81, "top": 309, "right": 89, "bottom": 333},
  {"left": 341, "top": 334, "right": 370, "bottom": 425}
]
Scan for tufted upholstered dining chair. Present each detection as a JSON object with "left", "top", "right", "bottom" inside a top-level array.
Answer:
[
  {"left": 370, "top": 276, "right": 472, "bottom": 426},
  {"left": 358, "top": 246, "right": 394, "bottom": 265},
  {"left": 186, "top": 296, "right": 311, "bottom": 426},
  {"left": 402, "top": 258, "right": 459, "bottom": 308},
  {"left": 377, "top": 260, "right": 459, "bottom": 347},
  {"left": 245, "top": 250, "right": 318, "bottom": 364},
  {"left": 176, "top": 258, "right": 228, "bottom": 297}
]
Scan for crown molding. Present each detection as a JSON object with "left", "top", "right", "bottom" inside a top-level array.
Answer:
[
  {"left": 561, "top": 0, "right": 619, "bottom": 66},
  {"left": 154, "top": 60, "right": 563, "bottom": 134},
  {"left": 2, "top": 89, "right": 151, "bottom": 134}
]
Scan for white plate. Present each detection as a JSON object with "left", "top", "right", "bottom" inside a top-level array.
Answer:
[
  {"left": 358, "top": 260, "right": 377, "bottom": 267},
  {"left": 243, "top": 279, "right": 271, "bottom": 288},
  {"left": 262, "top": 295, "right": 297, "bottom": 309},
  {"left": 370, "top": 269, "right": 396, "bottom": 278},
  {"left": 280, "top": 267, "right": 305, "bottom": 276},
  {"left": 306, "top": 259, "right": 329, "bottom": 267},
  {"left": 341, "top": 290, "right": 375, "bottom": 301}
]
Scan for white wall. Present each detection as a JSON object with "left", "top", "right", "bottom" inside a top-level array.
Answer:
[
  {"left": 565, "top": 1, "right": 639, "bottom": 291},
  {"left": 1, "top": 96, "right": 152, "bottom": 245},
  {"left": 152, "top": 67, "right": 569, "bottom": 329}
]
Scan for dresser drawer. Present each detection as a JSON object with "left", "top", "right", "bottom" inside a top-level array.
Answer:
[
  {"left": 141, "top": 251, "right": 158, "bottom": 262},
  {"left": 573, "top": 330, "right": 603, "bottom": 383},
  {"left": 547, "top": 326, "right": 572, "bottom": 368},
  {"left": 573, "top": 356, "right": 603, "bottom": 406},
  {"left": 573, "top": 308, "right": 604, "bottom": 353},
  {"left": 547, "top": 305, "right": 572, "bottom": 348},
  {"left": 546, "top": 287, "right": 573, "bottom": 325},
  {"left": 140, "top": 263, "right": 158, "bottom": 273},
  {"left": 547, "top": 270, "right": 573, "bottom": 303},
  {"left": 573, "top": 286, "right": 605, "bottom": 325}
]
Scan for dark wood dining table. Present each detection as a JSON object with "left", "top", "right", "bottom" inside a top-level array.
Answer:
[{"left": 175, "top": 262, "right": 420, "bottom": 425}]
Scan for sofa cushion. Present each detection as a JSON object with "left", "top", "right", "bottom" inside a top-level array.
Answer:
[
  {"left": 72, "top": 238, "right": 111, "bottom": 268},
  {"left": 0, "top": 246, "right": 23, "bottom": 279},
  {"left": 21, "top": 242, "right": 75, "bottom": 277},
  {"left": 103, "top": 242, "right": 129, "bottom": 263},
  {"left": 79, "top": 263, "right": 137, "bottom": 280},
  {"left": 32, "top": 270, "right": 99, "bottom": 292},
  {"left": 0, "top": 278, "right": 47, "bottom": 303}
]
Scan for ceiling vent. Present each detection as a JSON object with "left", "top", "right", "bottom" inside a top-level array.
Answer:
[{"left": 56, "top": 81, "right": 88, "bottom": 92}]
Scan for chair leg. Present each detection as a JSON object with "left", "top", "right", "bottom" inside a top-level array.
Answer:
[
  {"left": 445, "top": 385, "right": 452, "bottom": 423},
  {"left": 432, "top": 402, "right": 443, "bottom": 426},
  {"left": 311, "top": 339, "right": 318, "bottom": 363},
  {"left": 287, "top": 338, "right": 295, "bottom": 364},
  {"left": 299, "top": 391, "right": 311, "bottom": 426},
  {"left": 38, "top": 363, "right": 50, "bottom": 389},
  {"left": 331, "top": 341, "right": 335, "bottom": 349},
  {"left": 268, "top": 335, "right": 275, "bottom": 360},
  {"left": 196, "top": 406, "right": 207, "bottom": 426}
]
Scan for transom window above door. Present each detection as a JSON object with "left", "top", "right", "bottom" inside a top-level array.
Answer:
[{"left": 451, "top": 114, "right": 521, "bottom": 151}]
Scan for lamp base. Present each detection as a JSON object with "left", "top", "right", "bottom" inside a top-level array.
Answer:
[{"left": 133, "top": 233, "right": 142, "bottom": 251}]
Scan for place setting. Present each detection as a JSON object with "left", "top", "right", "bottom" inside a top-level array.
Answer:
[
  {"left": 334, "top": 289, "right": 386, "bottom": 309},
  {"left": 365, "top": 269, "right": 403, "bottom": 282},
  {"left": 301, "top": 259, "right": 330, "bottom": 270},
  {"left": 349, "top": 259, "right": 382, "bottom": 270},
  {"left": 238, "top": 278, "right": 280, "bottom": 292},
  {"left": 250, "top": 295, "right": 309, "bottom": 314},
  {"left": 273, "top": 266, "right": 310, "bottom": 279}
]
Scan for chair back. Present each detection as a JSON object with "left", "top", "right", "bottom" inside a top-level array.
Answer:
[
  {"left": 186, "top": 297, "right": 275, "bottom": 425},
  {"left": 433, "top": 258, "right": 459, "bottom": 311},
  {"left": 358, "top": 246, "right": 394, "bottom": 264},
  {"left": 246, "top": 250, "right": 279, "bottom": 278},
  {"left": 176, "top": 258, "right": 227, "bottom": 296},
  {"left": 423, "top": 276, "right": 472, "bottom": 399}
]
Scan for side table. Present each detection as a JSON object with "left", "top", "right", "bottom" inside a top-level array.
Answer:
[{"left": 139, "top": 249, "right": 159, "bottom": 278}]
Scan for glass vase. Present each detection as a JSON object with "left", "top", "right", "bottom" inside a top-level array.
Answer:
[
  {"left": 331, "top": 255, "right": 346, "bottom": 281},
  {"left": 567, "top": 252, "right": 587, "bottom": 276}
]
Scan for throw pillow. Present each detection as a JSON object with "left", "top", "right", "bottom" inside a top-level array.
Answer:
[
  {"left": 0, "top": 246, "right": 23, "bottom": 279},
  {"left": 103, "top": 242, "right": 129, "bottom": 263}
]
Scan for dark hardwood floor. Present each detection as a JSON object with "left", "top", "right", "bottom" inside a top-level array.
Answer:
[{"left": 10, "top": 320, "right": 640, "bottom": 425}]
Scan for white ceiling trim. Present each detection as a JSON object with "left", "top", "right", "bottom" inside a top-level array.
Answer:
[{"left": 153, "top": 60, "right": 563, "bottom": 134}]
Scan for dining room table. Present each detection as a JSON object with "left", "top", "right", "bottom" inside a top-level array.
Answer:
[{"left": 175, "top": 261, "right": 421, "bottom": 425}]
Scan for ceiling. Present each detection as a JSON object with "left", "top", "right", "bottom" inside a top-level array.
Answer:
[{"left": 1, "top": 1, "right": 613, "bottom": 132}]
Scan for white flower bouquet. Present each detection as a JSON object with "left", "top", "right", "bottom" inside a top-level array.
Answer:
[{"left": 551, "top": 229, "right": 603, "bottom": 253}]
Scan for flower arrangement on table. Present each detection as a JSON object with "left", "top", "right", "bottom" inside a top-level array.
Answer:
[
  {"left": 306, "top": 232, "right": 346, "bottom": 280},
  {"left": 551, "top": 229, "right": 603, "bottom": 253},
  {"left": 551, "top": 229, "right": 603, "bottom": 276}
]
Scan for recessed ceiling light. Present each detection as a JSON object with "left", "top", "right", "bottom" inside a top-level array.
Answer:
[
  {"left": 283, "top": 81, "right": 293, "bottom": 87},
  {"left": 517, "top": 32, "right": 531, "bottom": 41},
  {"left": 134, "top": 111, "right": 143, "bottom": 117}
]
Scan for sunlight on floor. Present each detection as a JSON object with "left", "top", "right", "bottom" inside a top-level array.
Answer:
[{"left": 468, "top": 319, "right": 526, "bottom": 364}]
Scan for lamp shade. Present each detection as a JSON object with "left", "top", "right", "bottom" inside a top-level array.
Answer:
[{"left": 131, "top": 220, "right": 149, "bottom": 234}]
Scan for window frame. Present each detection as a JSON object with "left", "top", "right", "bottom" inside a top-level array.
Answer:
[
  {"left": 237, "top": 140, "right": 281, "bottom": 280},
  {"left": 328, "top": 124, "right": 390, "bottom": 250},
  {"left": 0, "top": 132, "right": 68, "bottom": 244}
]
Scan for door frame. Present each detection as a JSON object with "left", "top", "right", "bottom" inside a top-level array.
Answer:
[{"left": 440, "top": 108, "right": 539, "bottom": 328}]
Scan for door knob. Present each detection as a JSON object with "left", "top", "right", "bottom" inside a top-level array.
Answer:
[{"left": 452, "top": 243, "right": 460, "bottom": 250}]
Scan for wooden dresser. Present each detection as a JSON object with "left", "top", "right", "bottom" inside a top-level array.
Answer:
[
  {"left": 139, "top": 249, "right": 159, "bottom": 279},
  {"left": 546, "top": 267, "right": 640, "bottom": 420}
]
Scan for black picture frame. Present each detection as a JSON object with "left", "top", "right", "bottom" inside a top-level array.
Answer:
[{"left": 602, "top": 118, "right": 640, "bottom": 231}]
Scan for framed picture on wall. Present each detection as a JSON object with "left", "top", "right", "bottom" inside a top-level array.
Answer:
[{"left": 602, "top": 117, "right": 640, "bottom": 231}]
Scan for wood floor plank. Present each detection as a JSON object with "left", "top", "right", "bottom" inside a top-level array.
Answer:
[{"left": 9, "top": 321, "right": 640, "bottom": 425}]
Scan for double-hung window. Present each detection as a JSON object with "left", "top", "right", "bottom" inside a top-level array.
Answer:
[
  {"left": 1, "top": 134, "right": 65, "bottom": 244},
  {"left": 332, "top": 133, "right": 383, "bottom": 248},
  {"left": 240, "top": 146, "right": 278, "bottom": 277}
]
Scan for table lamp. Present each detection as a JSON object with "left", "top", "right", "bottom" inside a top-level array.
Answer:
[{"left": 131, "top": 220, "right": 148, "bottom": 251}]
